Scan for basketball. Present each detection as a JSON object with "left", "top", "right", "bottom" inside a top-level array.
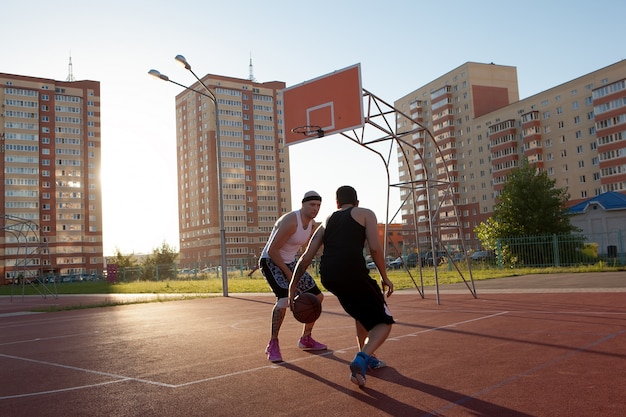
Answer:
[{"left": 292, "top": 293, "right": 322, "bottom": 323}]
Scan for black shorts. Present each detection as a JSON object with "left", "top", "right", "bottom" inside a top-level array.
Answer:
[
  {"left": 322, "top": 273, "right": 394, "bottom": 331},
  {"left": 260, "top": 257, "right": 321, "bottom": 299}
]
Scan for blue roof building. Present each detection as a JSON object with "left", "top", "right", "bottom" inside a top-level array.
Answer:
[{"left": 568, "top": 192, "right": 626, "bottom": 258}]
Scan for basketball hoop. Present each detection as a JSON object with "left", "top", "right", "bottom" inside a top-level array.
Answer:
[{"left": 292, "top": 125, "right": 325, "bottom": 138}]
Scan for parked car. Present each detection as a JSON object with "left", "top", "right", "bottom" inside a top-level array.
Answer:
[
  {"left": 387, "top": 257, "right": 403, "bottom": 269},
  {"left": 421, "top": 251, "right": 447, "bottom": 267},
  {"left": 404, "top": 252, "right": 419, "bottom": 268},
  {"left": 452, "top": 253, "right": 467, "bottom": 262},
  {"left": 470, "top": 250, "right": 495, "bottom": 262}
]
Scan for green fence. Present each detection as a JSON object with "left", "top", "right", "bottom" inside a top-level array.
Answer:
[
  {"left": 482, "top": 229, "right": 625, "bottom": 268},
  {"left": 109, "top": 229, "right": 624, "bottom": 281}
]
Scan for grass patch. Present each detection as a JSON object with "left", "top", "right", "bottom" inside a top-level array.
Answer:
[{"left": 2, "top": 263, "right": 622, "bottom": 297}]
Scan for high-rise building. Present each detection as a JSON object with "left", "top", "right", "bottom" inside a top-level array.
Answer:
[
  {"left": 0, "top": 72, "right": 103, "bottom": 284},
  {"left": 174, "top": 74, "right": 290, "bottom": 270},
  {"left": 394, "top": 60, "right": 626, "bottom": 254}
]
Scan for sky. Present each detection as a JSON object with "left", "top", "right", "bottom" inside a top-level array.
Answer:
[{"left": 2, "top": 0, "right": 625, "bottom": 255}]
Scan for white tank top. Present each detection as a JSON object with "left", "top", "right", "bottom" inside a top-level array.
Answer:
[{"left": 261, "top": 210, "right": 312, "bottom": 263}]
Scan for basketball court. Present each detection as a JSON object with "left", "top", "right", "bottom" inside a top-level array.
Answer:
[{"left": 1, "top": 273, "right": 625, "bottom": 416}]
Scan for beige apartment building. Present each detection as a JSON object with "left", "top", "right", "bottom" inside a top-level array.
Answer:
[
  {"left": 174, "top": 74, "right": 290, "bottom": 270},
  {"left": 0, "top": 73, "right": 103, "bottom": 284},
  {"left": 394, "top": 60, "right": 626, "bottom": 255}
]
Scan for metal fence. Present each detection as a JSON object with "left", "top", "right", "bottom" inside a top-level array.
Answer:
[
  {"left": 464, "top": 229, "right": 625, "bottom": 269},
  {"left": 106, "top": 229, "right": 624, "bottom": 281},
  {"left": 109, "top": 264, "right": 255, "bottom": 282}
]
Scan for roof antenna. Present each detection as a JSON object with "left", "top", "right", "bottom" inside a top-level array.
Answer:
[
  {"left": 248, "top": 52, "right": 256, "bottom": 82},
  {"left": 66, "top": 52, "right": 76, "bottom": 82}
]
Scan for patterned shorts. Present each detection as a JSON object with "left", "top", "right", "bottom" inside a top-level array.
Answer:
[{"left": 260, "top": 258, "right": 319, "bottom": 298}]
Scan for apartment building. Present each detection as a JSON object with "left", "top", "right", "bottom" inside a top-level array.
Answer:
[
  {"left": 175, "top": 74, "right": 290, "bottom": 270},
  {"left": 0, "top": 73, "right": 103, "bottom": 283},
  {"left": 394, "top": 60, "right": 626, "bottom": 255}
]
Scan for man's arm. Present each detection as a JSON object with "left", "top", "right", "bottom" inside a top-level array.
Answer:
[
  {"left": 267, "top": 212, "right": 297, "bottom": 278},
  {"left": 362, "top": 208, "right": 394, "bottom": 297},
  {"left": 289, "top": 223, "right": 325, "bottom": 306}
]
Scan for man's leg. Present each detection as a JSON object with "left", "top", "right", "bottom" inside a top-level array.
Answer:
[
  {"left": 270, "top": 300, "right": 287, "bottom": 339},
  {"left": 265, "top": 298, "right": 288, "bottom": 362},
  {"left": 360, "top": 323, "right": 392, "bottom": 356},
  {"left": 355, "top": 320, "right": 368, "bottom": 350},
  {"left": 356, "top": 321, "right": 388, "bottom": 370}
]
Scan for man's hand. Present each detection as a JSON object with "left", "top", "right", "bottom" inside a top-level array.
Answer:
[
  {"left": 381, "top": 277, "right": 394, "bottom": 298},
  {"left": 287, "top": 284, "right": 297, "bottom": 311}
]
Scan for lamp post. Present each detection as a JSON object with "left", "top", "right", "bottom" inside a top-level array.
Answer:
[{"left": 148, "top": 59, "right": 229, "bottom": 297}]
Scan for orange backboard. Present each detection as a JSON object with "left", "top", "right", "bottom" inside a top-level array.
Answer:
[{"left": 283, "top": 63, "right": 364, "bottom": 146}]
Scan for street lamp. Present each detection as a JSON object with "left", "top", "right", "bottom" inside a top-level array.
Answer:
[{"left": 148, "top": 58, "right": 229, "bottom": 297}]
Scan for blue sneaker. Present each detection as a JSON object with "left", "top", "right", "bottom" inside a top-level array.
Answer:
[
  {"left": 368, "top": 354, "right": 386, "bottom": 370},
  {"left": 350, "top": 352, "right": 369, "bottom": 387}
]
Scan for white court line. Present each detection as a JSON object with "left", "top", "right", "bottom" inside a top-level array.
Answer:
[
  {"left": 0, "top": 312, "right": 42, "bottom": 318},
  {"left": 0, "top": 331, "right": 101, "bottom": 347},
  {"left": 0, "top": 311, "right": 509, "bottom": 398},
  {"left": 0, "top": 352, "right": 178, "bottom": 400},
  {"left": 1, "top": 380, "right": 128, "bottom": 400}
]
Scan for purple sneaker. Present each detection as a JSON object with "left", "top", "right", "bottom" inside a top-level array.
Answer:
[
  {"left": 265, "top": 339, "right": 282, "bottom": 362},
  {"left": 297, "top": 335, "right": 327, "bottom": 351}
]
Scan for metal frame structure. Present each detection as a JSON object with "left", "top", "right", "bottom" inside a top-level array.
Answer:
[
  {"left": 1, "top": 215, "right": 58, "bottom": 301},
  {"left": 332, "top": 89, "right": 477, "bottom": 304}
]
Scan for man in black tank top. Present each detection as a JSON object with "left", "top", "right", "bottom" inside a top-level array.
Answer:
[{"left": 290, "top": 185, "right": 394, "bottom": 387}]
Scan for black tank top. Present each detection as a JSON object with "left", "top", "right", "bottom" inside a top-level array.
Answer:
[{"left": 320, "top": 207, "right": 368, "bottom": 282}]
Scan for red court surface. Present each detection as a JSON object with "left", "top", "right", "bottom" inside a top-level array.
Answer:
[{"left": 1, "top": 272, "right": 625, "bottom": 416}]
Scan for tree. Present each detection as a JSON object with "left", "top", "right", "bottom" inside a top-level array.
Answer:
[
  {"left": 142, "top": 241, "right": 179, "bottom": 280},
  {"left": 112, "top": 247, "right": 138, "bottom": 269},
  {"left": 475, "top": 159, "right": 581, "bottom": 266},
  {"left": 477, "top": 158, "right": 577, "bottom": 239}
]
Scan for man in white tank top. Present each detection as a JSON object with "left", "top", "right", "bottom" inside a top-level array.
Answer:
[{"left": 259, "top": 191, "right": 326, "bottom": 362}]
